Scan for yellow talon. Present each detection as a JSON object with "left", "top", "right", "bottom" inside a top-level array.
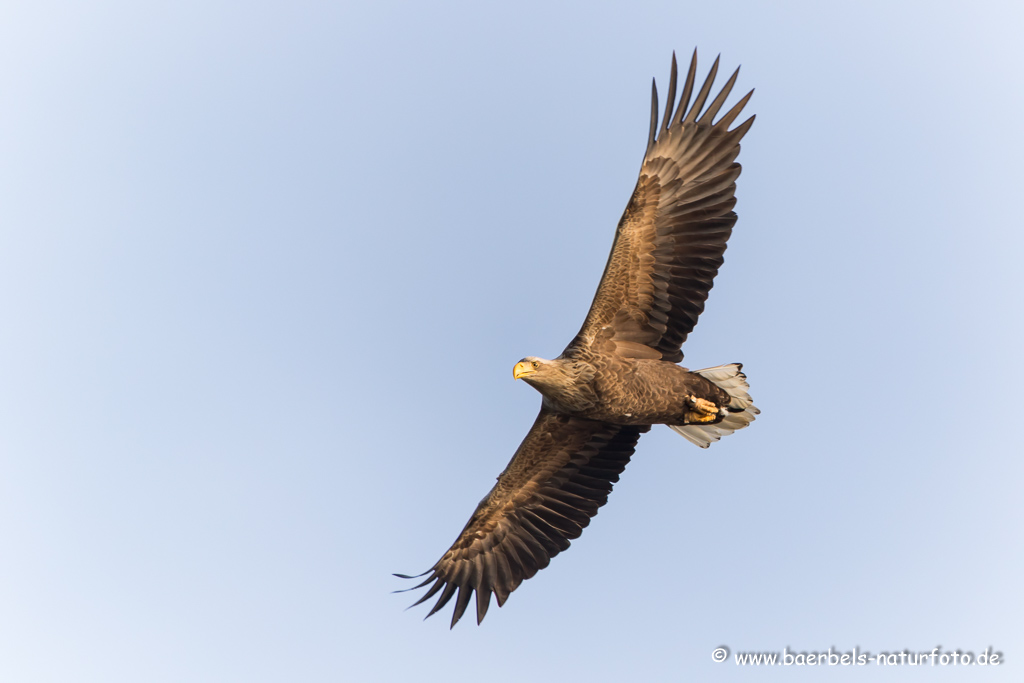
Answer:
[
  {"left": 692, "top": 397, "right": 718, "bottom": 414},
  {"left": 685, "top": 396, "right": 719, "bottom": 423}
]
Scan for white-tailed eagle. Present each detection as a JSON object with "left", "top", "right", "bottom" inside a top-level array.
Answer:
[{"left": 397, "top": 50, "right": 758, "bottom": 627}]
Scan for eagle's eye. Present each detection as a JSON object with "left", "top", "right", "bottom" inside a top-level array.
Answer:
[{"left": 532, "top": 361, "right": 540, "bottom": 369}]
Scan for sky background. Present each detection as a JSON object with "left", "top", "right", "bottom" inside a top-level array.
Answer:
[{"left": 1, "top": 1, "right": 1022, "bottom": 681}]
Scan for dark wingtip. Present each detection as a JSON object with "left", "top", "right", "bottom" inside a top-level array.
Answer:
[
  {"left": 393, "top": 570, "right": 437, "bottom": 593},
  {"left": 449, "top": 585, "right": 474, "bottom": 629},
  {"left": 699, "top": 63, "right": 742, "bottom": 124},
  {"left": 672, "top": 48, "right": 699, "bottom": 127},
  {"left": 717, "top": 88, "right": 754, "bottom": 129},
  {"left": 475, "top": 588, "right": 492, "bottom": 625},
  {"left": 683, "top": 53, "right": 721, "bottom": 124},
  {"left": 660, "top": 51, "right": 679, "bottom": 136},
  {"left": 646, "top": 78, "right": 659, "bottom": 152}
]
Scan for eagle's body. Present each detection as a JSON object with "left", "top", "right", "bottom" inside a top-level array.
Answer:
[
  {"left": 522, "top": 354, "right": 731, "bottom": 427},
  {"left": 397, "top": 50, "right": 759, "bottom": 627}
]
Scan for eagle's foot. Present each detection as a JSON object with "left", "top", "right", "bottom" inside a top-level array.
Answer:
[{"left": 685, "top": 396, "right": 720, "bottom": 423}]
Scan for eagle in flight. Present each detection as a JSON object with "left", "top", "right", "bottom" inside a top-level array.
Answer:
[{"left": 397, "top": 50, "right": 758, "bottom": 627}]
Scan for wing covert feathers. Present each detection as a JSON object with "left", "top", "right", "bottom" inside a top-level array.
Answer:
[
  {"left": 396, "top": 409, "right": 648, "bottom": 627},
  {"left": 571, "top": 50, "right": 754, "bottom": 363}
]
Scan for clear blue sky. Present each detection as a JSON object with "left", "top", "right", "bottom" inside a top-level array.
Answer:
[{"left": 1, "top": 1, "right": 1021, "bottom": 681}]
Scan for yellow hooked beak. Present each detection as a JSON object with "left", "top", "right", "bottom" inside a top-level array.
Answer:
[{"left": 513, "top": 361, "right": 536, "bottom": 380}]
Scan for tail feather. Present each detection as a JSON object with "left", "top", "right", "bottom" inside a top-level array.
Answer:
[{"left": 670, "top": 363, "right": 758, "bottom": 448}]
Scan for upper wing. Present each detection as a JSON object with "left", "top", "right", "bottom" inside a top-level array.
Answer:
[
  {"left": 396, "top": 409, "right": 648, "bottom": 628},
  {"left": 567, "top": 51, "right": 755, "bottom": 363}
]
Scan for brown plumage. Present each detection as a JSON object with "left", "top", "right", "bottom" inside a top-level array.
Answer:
[{"left": 396, "top": 50, "right": 759, "bottom": 627}]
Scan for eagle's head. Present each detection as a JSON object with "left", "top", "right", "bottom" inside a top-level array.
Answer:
[
  {"left": 514, "top": 355, "right": 594, "bottom": 388},
  {"left": 513, "top": 356, "right": 598, "bottom": 411},
  {"left": 512, "top": 356, "right": 550, "bottom": 383}
]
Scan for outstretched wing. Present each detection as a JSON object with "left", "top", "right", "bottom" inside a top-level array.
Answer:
[
  {"left": 396, "top": 409, "right": 648, "bottom": 628},
  {"left": 567, "top": 51, "right": 755, "bottom": 363}
]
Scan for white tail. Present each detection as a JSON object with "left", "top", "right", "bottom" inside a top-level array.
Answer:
[{"left": 670, "top": 364, "right": 759, "bottom": 448}]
